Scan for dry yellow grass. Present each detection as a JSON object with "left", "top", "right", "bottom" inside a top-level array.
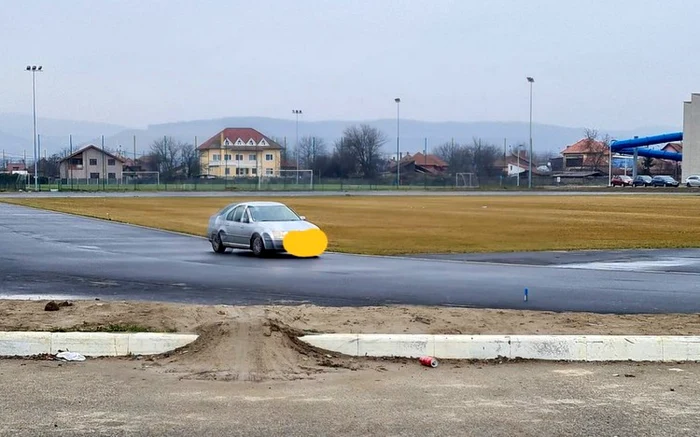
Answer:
[{"left": 3, "top": 195, "right": 700, "bottom": 255}]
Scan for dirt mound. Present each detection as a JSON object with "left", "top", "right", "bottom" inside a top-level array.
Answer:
[{"left": 149, "top": 315, "right": 361, "bottom": 382}]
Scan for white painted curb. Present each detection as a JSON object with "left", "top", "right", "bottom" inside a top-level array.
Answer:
[
  {"left": 298, "top": 334, "right": 700, "bottom": 362},
  {"left": 0, "top": 331, "right": 198, "bottom": 357}
]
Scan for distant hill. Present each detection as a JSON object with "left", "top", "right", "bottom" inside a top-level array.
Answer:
[
  {"left": 0, "top": 113, "right": 681, "bottom": 160},
  {"left": 0, "top": 113, "right": 128, "bottom": 157},
  {"left": 98, "top": 117, "right": 680, "bottom": 159},
  {"left": 0, "top": 130, "right": 39, "bottom": 163}
]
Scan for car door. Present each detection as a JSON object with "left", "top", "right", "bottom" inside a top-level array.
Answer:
[
  {"left": 236, "top": 206, "right": 256, "bottom": 245},
  {"left": 223, "top": 206, "right": 244, "bottom": 245}
]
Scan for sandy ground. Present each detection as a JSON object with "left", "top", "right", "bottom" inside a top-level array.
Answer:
[
  {"left": 2, "top": 359, "right": 699, "bottom": 436},
  {"left": 3, "top": 299, "right": 700, "bottom": 336},
  {"left": 3, "top": 299, "right": 700, "bottom": 383},
  {"left": 3, "top": 300, "right": 700, "bottom": 435}
]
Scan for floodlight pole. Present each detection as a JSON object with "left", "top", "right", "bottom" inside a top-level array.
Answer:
[
  {"left": 526, "top": 76, "right": 534, "bottom": 189},
  {"left": 395, "top": 98, "right": 401, "bottom": 188},
  {"left": 26, "top": 65, "right": 42, "bottom": 191}
]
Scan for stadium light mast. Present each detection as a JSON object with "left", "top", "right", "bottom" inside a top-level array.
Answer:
[
  {"left": 395, "top": 97, "right": 401, "bottom": 188},
  {"left": 526, "top": 76, "right": 534, "bottom": 189},
  {"left": 26, "top": 65, "right": 43, "bottom": 191}
]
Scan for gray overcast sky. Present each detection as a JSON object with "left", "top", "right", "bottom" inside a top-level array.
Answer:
[{"left": 0, "top": 0, "right": 697, "bottom": 129}]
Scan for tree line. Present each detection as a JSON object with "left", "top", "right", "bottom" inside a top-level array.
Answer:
[
  {"left": 281, "top": 125, "right": 508, "bottom": 181},
  {"left": 29, "top": 125, "right": 511, "bottom": 182}
]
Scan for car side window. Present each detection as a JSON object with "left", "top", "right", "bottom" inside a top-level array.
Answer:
[
  {"left": 232, "top": 206, "right": 244, "bottom": 222},
  {"left": 225, "top": 207, "right": 236, "bottom": 221}
]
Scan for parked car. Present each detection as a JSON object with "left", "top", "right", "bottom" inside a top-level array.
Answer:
[
  {"left": 206, "top": 201, "right": 321, "bottom": 257},
  {"left": 611, "top": 175, "right": 633, "bottom": 187},
  {"left": 632, "top": 175, "right": 652, "bottom": 187},
  {"left": 651, "top": 175, "right": 679, "bottom": 187},
  {"left": 685, "top": 175, "right": 700, "bottom": 187}
]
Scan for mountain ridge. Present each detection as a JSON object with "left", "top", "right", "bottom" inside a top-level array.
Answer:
[{"left": 0, "top": 113, "right": 680, "bottom": 160}]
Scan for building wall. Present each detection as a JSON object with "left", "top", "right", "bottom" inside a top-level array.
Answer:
[
  {"left": 200, "top": 148, "right": 281, "bottom": 177},
  {"left": 60, "top": 148, "right": 124, "bottom": 180},
  {"left": 682, "top": 94, "right": 700, "bottom": 181}
]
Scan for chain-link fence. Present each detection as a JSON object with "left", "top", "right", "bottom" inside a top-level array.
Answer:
[
  {"left": 14, "top": 171, "right": 614, "bottom": 192},
  {"left": 0, "top": 173, "right": 28, "bottom": 191}
]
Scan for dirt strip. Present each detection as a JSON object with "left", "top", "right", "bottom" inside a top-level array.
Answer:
[{"left": 2, "top": 300, "right": 699, "bottom": 382}]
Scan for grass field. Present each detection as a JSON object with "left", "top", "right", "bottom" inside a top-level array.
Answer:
[{"left": 3, "top": 195, "right": 700, "bottom": 255}]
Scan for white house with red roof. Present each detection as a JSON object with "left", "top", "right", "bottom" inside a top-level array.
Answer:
[{"left": 198, "top": 128, "right": 284, "bottom": 178}]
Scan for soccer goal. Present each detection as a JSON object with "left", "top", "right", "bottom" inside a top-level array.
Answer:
[
  {"left": 122, "top": 171, "right": 160, "bottom": 186},
  {"left": 455, "top": 172, "right": 478, "bottom": 189},
  {"left": 260, "top": 169, "right": 314, "bottom": 190}
]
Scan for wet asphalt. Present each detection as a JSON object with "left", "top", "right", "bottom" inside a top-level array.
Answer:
[{"left": 1, "top": 202, "right": 699, "bottom": 313}]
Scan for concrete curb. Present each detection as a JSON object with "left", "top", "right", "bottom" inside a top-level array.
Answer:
[
  {"left": 298, "top": 334, "right": 700, "bottom": 362},
  {"left": 0, "top": 331, "right": 198, "bottom": 357}
]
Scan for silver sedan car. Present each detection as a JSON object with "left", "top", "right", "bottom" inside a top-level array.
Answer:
[{"left": 206, "top": 201, "right": 321, "bottom": 256}]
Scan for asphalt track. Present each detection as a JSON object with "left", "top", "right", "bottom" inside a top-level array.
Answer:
[{"left": 1, "top": 202, "right": 700, "bottom": 313}]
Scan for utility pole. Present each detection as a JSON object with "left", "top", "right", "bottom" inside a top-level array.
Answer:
[
  {"left": 102, "top": 135, "right": 106, "bottom": 191},
  {"left": 312, "top": 136, "right": 316, "bottom": 176},
  {"left": 424, "top": 137, "right": 427, "bottom": 189},
  {"left": 69, "top": 134, "right": 73, "bottom": 191},
  {"left": 292, "top": 109, "right": 302, "bottom": 184},
  {"left": 194, "top": 135, "right": 199, "bottom": 179}
]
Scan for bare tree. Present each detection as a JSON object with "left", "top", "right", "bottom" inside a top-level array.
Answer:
[
  {"left": 582, "top": 128, "right": 610, "bottom": 172},
  {"left": 297, "top": 136, "right": 327, "bottom": 171},
  {"left": 341, "top": 125, "right": 387, "bottom": 178},
  {"left": 150, "top": 136, "right": 182, "bottom": 180},
  {"left": 38, "top": 154, "right": 62, "bottom": 178},
  {"left": 180, "top": 143, "right": 200, "bottom": 178},
  {"left": 470, "top": 138, "right": 501, "bottom": 179},
  {"left": 433, "top": 140, "right": 472, "bottom": 174},
  {"left": 327, "top": 138, "right": 356, "bottom": 178}
]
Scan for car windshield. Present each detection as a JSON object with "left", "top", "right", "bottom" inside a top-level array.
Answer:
[{"left": 247, "top": 205, "right": 301, "bottom": 222}]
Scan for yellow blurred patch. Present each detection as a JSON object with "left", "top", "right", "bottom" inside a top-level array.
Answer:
[{"left": 283, "top": 228, "right": 328, "bottom": 257}]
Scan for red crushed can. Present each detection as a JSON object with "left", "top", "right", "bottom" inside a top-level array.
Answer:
[{"left": 419, "top": 356, "right": 438, "bottom": 367}]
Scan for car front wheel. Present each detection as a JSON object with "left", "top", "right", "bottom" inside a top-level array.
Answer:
[{"left": 251, "top": 234, "right": 266, "bottom": 257}]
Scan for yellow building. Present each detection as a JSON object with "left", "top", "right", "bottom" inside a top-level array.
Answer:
[{"left": 198, "top": 128, "right": 283, "bottom": 178}]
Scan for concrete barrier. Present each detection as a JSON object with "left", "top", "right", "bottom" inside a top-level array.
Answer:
[
  {"left": 0, "top": 331, "right": 198, "bottom": 357},
  {"left": 298, "top": 334, "right": 700, "bottom": 362}
]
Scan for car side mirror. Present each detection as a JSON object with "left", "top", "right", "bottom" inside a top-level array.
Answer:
[{"left": 299, "top": 215, "right": 306, "bottom": 220}]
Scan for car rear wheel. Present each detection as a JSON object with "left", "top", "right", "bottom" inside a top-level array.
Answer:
[
  {"left": 251, "top": 234, "right": 266, "bottom": 257},
  {"left": 212, "top": 232, "right": 226, "bottom": 254}
]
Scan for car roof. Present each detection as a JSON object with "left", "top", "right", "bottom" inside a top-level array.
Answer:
[{"left": 230, "top": 201, "right": 287, "bottom": 208}]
